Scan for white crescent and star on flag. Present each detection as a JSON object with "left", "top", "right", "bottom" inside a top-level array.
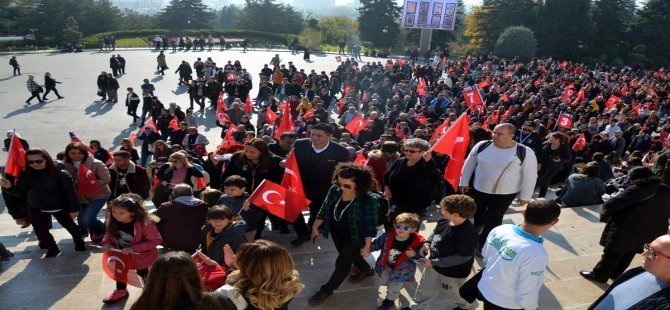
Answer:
[{"left": 262, "top": 190, "right": 285, "bottom": 206}]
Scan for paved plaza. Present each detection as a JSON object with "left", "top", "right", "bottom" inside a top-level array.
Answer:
[{"left": 0, "top": 48, "right": 631, "bottom": 309}]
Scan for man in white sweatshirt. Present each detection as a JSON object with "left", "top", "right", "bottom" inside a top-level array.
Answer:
[
  {"left": 477, "top": 200, "right": 560, "bottom": 309},
  {"left": 459, "top": 123, "right": 538, "bottom": 253}
]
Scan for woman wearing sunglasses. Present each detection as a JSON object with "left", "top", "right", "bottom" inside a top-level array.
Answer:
[
  {"left": 308, "top": 163, "right": 379, "bottom": 305},
  {"left": 151, "top": 151, "right": 203, "bottom": 207},
  {"left": 1, "top": 149, "right": 85, "bottom": 257},
  {"left": 383, "top": 138, "right": 436, "bottom": 216}
]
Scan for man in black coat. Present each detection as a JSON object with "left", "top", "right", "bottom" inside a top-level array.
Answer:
[
  {"left": 290, "top": 123, "right": 351, "bottom": 245},
  {"left": 514, "top": 121, "right": 543, "bottom": 158},
  {"left": 3, "top": 130, "right": 29, "bottom": 152},
  {"left": 588, "top": 234, "right": 670, "bottom": 309},
  {"left": 125, "top": 87, "right": 140, "bottom": 123},
  {"left": 108, "top": 151, "right": 151, "bottom": 200},
  {"left": 580, "top": 167, "right": 670, "bottom": 283}
]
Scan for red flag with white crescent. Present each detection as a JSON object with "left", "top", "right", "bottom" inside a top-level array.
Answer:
[{"left": 102, "top": 250, "right": 143, "bottom": 287}]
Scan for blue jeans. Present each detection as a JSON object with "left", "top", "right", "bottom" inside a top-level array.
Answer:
[
  {"left": 78, "top": 199, "right": 106, "bottom": 236},
  {"left": 140, "top": 149, "right": 152, "bottom": 167}
]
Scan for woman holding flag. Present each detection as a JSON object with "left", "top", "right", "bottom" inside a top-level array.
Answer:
[
  {"left": 63, "top": 142, "right": 112, "bottom": 245},
  {"left": 220, "top": 138, "right": 285, "bottom": 239},
  {"left": 1, "top": 149, "right": 86, "bottom": 257}
]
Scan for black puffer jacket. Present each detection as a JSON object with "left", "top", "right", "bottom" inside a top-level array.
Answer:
[
  {"left": 589, "top": 267, "right": 670, "bottom": 309},
  {"left": 199, "top": 220, "right": 248, "bottom": 266},
  {"left": 8, "top": 170, "right": 78, "bottom": 212},
  {"left": 600, "top": 182, "right": 670, "bottom": 253}
]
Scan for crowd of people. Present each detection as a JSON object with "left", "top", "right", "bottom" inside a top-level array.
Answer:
[{"left": 4, "top": 45, "right": 670, "bottom": 309}]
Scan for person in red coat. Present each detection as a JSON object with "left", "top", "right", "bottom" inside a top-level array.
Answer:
[{"left": 366, "top": 141, "right": 400, "bottom": 191}]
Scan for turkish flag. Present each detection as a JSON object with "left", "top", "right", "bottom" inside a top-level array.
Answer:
[
  {"left": 102, "top": 250, "right": 143, "bottom": 287},
  {"left": 193, "top": 255, "right": 229, "bottom": 291},
  {"left": 278, "top": 101, "right": 286, "bottom": 111},
  {"left": 244, "top": 96, "right": 252, "bottom": 114},
  {"left": 477, "top": 76, "right": 491, "bottom": 90},
  {"left": 129, "top": 133, "right": 138, "bottom": 146},
  {"left": 69, "top": 131, "right": 95, "bottom": 155},
  {"left": 78, "top": 164, "right": 101, "bottom": 196},
  {"left": 533, "top": 79, "right": 541, "bottom": 87},
  {"left": 649, "top": 87, "right": 658, "bottom": 98},
  {"left": 398, "top": 58, "right": 406, "bottom": 66},
  {"left": 362, "top": 91, "right": 369, "bottom": 102},
  {"left": 344, "top": 86, "right": 350, "bottom": 96},
  {"left": 501, "top": 93, "right": 509, "bottom": 103},
  {"left": 414, "top": 113, "right": 427, "bottom": 125},
  {"left": 570, "top": 88, "right": 585, "bottom": 107},
  {"left": 337, "top": 99, "right": 346, "bottom": 115},
  {"left": 606, "top": 95, "right": 621, "bottom": 108},
  {"left": 281, "top": 150, "right": 311, "bottom": 218},
  {"left": 417, "top": 78, "right": 428, "bottom": 97},
  {"left": 353, "top": 152, "right": 368, "bottom": 165},
  {"left": 430, "top": 119, "right": 450, "bottom": 142},
  {"left": 560, "top": 61, "right": 568, "bottom": 69},
  {"left": 561, "top": 88, "right": 575, "bottom": 103},
  {"left": 504, "top": 71, "right": 513, "bottom": 79},
  {"left": 431, "top": 114, "right": 470, "bottom": 190},
  {"left": 302, "top": 109, "right": 314, "bottom": 120},
  {"left": 140, "top": 119, "right": 158, "bottom": 132},
  {"left": 217, "top": 92, "right": 227, "bottom": 110},
  {"left": 620, "top": 84, "right": 628, "bottom": 96},
  {"left": 249, "top": 179, "right": 302, "bottom": 222},
  {"left": 386, "top": 58, "right": 393, "bottom": 68},
  {"left": 265, "top": 109, "right": 279, "bottom": 124},
  {"left": 169, "top": 116, "right": 180, "bottom": 130},
  {"left": 442, "top": 56, "right": 448, "bottom": 65},
  {"left": 345, "top": 114, "right": 370, "bottom": 136},
  {"left": 557, "top": 113, "right": 573, "bottom": 129},
  {"left": 4, "top": 133, "right": 26, "bottom": 179},
  {"left": 491, "top": 110, "right": 500, "bottom": 124},
  {"left": 572, "top": 133, "right": 587, "bottom": 151},
  {"left": 218, "top": 124, "right": 239, "bottom": 152},
  {"left": 274, "top": 100, "right": 294, "bottom": 140},
  {"left": 502, "top": 106, "right": 514, "bottom": 120},
  {"left": 335, "top": 56, "right": 342, "bottom": 62}
]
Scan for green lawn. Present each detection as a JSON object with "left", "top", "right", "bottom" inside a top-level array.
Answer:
[{"left": 114, "top": 37, "right": 150, "bottom": 47}]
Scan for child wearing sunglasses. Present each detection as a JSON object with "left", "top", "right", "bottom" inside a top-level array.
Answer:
[
  {"left": 411, "top": 194, "right": 478, "bottom": 310},
  {"left": 369, "top": 212, "right": 425, "bottom": 310}
]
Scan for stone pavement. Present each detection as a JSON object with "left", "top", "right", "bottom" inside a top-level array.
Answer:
[{"left": 0, "top": 49, "right": 630, "bottom": 309}]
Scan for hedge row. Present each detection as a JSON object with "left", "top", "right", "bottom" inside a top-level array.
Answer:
[{"left": 82, "top": 29, "right": 299, "bottom": 48}]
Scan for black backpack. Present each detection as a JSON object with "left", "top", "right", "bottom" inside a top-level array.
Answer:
[
  {"left": 476, "top": 140, "right": 526, "bottom": 164},
  {"left": 369, "top": 191, "right": 391, "bottom": 228}
]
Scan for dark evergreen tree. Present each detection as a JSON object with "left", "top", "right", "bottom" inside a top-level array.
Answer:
[
  {"left": 157, "top": 0, "right": 215, "bottom": 30},
  {"left": 473, "top": 0, "right": 539, "bottom": 52},
  {"left": 357, "top": 0, "right": 401, "bottom": 47},
  {"left": 536, "top": 0, "right": 592, "bottom": 58},
  {"left": 217, "top": 5, "right": 241, "bottom": 29},
  {"left": 591, "top": 0, "right": 636, "bottom": 58},
  {"left": 238, "top": 0, "right": 304, "bottom": 34},
  {"left": 630, "top": 0, "right": 670, "bottom": 65}
]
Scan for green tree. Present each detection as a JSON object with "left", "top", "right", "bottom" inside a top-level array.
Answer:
[
  {"left": 157, "top": 0, "right": 214, "bottom": 30},
  {"left": 238, "top": 0, "right": 304, "bottom": 34},
  {"left": 119, "top": 9, "right": 156, "bottom": 30},
  {"left": 494, "top": 26, "right": 536, "bottom": 60},
  {"left": 319, "top": 16, "right": 358, "bottom": 45},
  {"left": 217, "top": 5, "right": 241, "bottom": 29},
  {"left": 630, "top": 0, "right": 669, "bottom": 65},
  {"left": 536, "top": 0, "right": 591, "bottom": 58},
  {"left": 62, "top": 16, "right": 82, "bottom": 45},
  {"left": 591, "top": 0, "right": 636, "bottom": 58},
  {"left": 357, "top": 0, "right": 401, "bottom": 47},
  {"left": 470, "top": 0, "right": 539, "bottom": 52}
]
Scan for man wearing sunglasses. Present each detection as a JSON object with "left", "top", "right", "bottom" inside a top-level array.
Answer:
[
  {"left": 589, "top": 234, "right": 670, "bottom": 309},
  {"left": 514, "top": 121, "right": 542, "bottom": 158}
]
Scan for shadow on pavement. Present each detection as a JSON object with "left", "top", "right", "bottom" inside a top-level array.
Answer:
[
  {"left": 84, "top": 100, "right": 116, "bottom": 117},
  {"left": 4, "top": 102, "right": 47, "bottom": 119},
  {"left": 0, "top": 243, "right": 91, "bottom": 309}
]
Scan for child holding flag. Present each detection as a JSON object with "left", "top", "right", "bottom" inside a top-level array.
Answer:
[{"left": 101, "top": 193, "right": 162, "bottom": 304}]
